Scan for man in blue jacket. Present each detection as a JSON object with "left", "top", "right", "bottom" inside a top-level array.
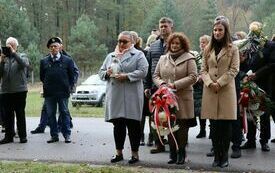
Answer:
[{"left": 40, "top": 37, "right": 76, "bottom": 143}]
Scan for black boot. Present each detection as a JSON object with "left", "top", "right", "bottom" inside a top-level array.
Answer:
[
  {"left": 167, "top": 149, "right": 177, "bottom": 164},
  {"left": 212, "top": 149, "right": 220, "bottom": 167},
  {"left": 220, "top": 141, "right": 229, "bottom": 168},
  {"left": 176, "top": 147, "right": 186, "bottom": 164}
]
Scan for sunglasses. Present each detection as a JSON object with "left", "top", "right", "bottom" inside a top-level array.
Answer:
[{"left": 117, "top": 39, "right": 130, "bottom": 44}]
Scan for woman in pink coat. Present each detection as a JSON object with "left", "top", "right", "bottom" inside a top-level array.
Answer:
[
  {"left": 153, "top": 32, "right": 197, "bottom": 164},
  {"left": 201, "top": 19, "right": 239, "bottom": 168}
]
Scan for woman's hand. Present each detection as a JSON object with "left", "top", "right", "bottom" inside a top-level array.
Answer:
[
  {"left": 167, "top": 83, "right": 176, "bottom": 89},
  {"left": 114, "top": 73, "right": 128, "bottom": 81},
  {"left": 209, "top": 82, "right": 221, "bottom": 92},
  {"left": 106, "top": 67, "right": 113, "bottom": 76}
]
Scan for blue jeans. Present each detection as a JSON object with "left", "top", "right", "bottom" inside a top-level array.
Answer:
[{"left": 45, "top": 96, "right": 71, "bottom": 138}]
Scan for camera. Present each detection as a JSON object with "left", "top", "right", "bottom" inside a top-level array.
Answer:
[{"left": 1, "top": 46, "right": 12, "bottom": 57}]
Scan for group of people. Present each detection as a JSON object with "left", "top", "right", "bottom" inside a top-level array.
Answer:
[
  {"left": 0, "top": 36, "right": 79, "bottom": 144},
  {"left": 99, "top": 16, "right": 275, "bottom": 168},
  {"left": 0, "top": 15, "right": 274, "bottom": 169}
]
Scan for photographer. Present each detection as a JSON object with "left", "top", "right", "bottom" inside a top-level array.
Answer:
[{"left": 0, "top": 37, "right": 30, "bottom": 144}]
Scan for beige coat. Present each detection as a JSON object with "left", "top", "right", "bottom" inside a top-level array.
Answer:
[
  {"left": 201, "top": 44, "right": 239, "bottom": 120},
  {"left": 153, "top": 52, "right": 197, "bottom": 119}
]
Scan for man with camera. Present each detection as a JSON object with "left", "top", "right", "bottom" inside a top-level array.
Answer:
[{"left": 0, "top": 37, "right": 30, "bottom": 144}]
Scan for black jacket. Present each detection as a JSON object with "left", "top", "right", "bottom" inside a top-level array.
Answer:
[
  {"left": 144, "top": 38, "right": 166, "bottom": 90},
  {"left": 40, "top": 54, "right": 75, "bottom": 98}
]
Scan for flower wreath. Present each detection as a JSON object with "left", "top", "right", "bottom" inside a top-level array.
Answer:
[
  {"left": 239, "top": 79, "right": 274, "bottom": 133},
  {"left": 149, "top": 86, "right": 179, "bottom": 150}
]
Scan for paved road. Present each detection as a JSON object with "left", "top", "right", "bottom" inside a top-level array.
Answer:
[{"left": 0, "top": 117, "right": 274, "bottom": 172}]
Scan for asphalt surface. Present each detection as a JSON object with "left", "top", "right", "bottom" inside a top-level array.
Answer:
[{"left": 0, "top": 117, "right": 274, "bottom": 173}]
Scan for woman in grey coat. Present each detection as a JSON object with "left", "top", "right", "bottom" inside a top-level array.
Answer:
[{"left": 99, "top": 31, "right": 148, "bottom": 164}]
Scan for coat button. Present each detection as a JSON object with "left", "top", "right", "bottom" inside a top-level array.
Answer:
[
  {"left": 215, "top": 66, "right": 217, "bottom": 68},
  {"left": 215, "top": 74, "right": 218, "bottom": 77}
]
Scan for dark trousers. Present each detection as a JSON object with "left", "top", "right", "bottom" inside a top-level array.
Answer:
[
  {"left": 112, "top": 118, "right": 141, "bottom": 152},
  {"left": 246, "top": 113, "right": 271, "bottom": 144},
  {"left": 45, "top": 96, "right": 71, "bottom": 138},
  {"left": 168, "top": 119, "right": 189, "bottom": 151},
  {"left": 210, "top": 120, "right": 232, "bottom": 162},
  {"left": 0, "top": 94, "right": 5, "bottom": 126},
  {"left": 231, "top": 115, "right": 242, "bottom": 151},
  {"left": 140, "top": 95, "right": 152, "bottom": 141},
  {"left": 2, "top": 92, "right": 27, "bottom": 139},
  {"left": 37, "top": 102, "right": 48, "bottom": 130}
]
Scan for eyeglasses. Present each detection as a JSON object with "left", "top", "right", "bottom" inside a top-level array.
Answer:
[{"left": 117, "top": 39, "right": 130, "bottom": 44}]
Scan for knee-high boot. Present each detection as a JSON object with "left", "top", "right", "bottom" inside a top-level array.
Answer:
[
  {"left": 212, "top": 138, "right": 220, "bottom": 167},
  {"left": 220, "top": 138, "right": 230, "bottom": 168}
]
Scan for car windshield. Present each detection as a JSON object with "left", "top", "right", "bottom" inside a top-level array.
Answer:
[{"left": 82, "top": 75, "right": 105, "bottom": 85}]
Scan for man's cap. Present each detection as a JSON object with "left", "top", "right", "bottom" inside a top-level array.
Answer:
[{"left": 47, "top": 37, "right": 62, "bottom": 48}]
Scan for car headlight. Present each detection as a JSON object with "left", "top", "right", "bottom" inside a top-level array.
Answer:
[{"left": 90, "top": 90, "right": 98, "bottom": 94}]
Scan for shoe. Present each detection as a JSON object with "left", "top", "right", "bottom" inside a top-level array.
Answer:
[
  {"left": 231, "top": 149, "right": 241, "bottom": 158},
  {"left": 0, "top": 137, "right": 13, "bottom": 144},
  {"left": 110, "top": 155, "right": 123, "bottom": 163},
  {"left": 212, "top": 160, "right": 219, "bottom": 167},
  {"left": 196, "top": 130, "right": 206, "bottom": 138},
  {"left": 31, "top": 127, "right": 44, "bottom": 134},
  {"left": 271, "top": 138, "right": 275, "bottom": 143},
  {"left": 167, "top": 159, "right": 177, "bottom": 164},
  {"left": 47, "top": 137, "right": 59, "bottom": 143},
  {"left": 150, "top": 146, "right": 165, "bottom": 154},
  {"left": 240, "top": 142, "right": 256, "bottom": 149},
  {"left": 206, "top": 149, "right": 214, "bottom": 157},
  {"left": 20, "top": 137, "right": 28, "bottom": 143},
  {"left": 65, "top": 136, "right": 71, "bottom": 143},
  {"left": 261, "top": 143, "right": 270, "bottom": 152},
  {"left": 128, "top": 156, "right": 139, "bottom": 164},
  {"left": 220, "top": 160, "right": 229, "bottom": 168}
]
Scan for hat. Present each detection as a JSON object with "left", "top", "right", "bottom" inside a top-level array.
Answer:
[{"left": 47, "top": 37, "right": 62, "bottom": 48}]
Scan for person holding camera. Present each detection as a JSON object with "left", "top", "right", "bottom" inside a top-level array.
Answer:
[{"left": 0, "top": 37, "right": 30, "bottom": 144}]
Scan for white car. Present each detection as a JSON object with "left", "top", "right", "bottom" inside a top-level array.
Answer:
[{"left": 71, "top": 74, "right": 106, "bottom": 107}]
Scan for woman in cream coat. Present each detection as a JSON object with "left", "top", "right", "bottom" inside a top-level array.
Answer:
[
  {"left": 153, "top": 32, "right": 197, "bottom": 164},
  {"left": 201, "top": 19, "right": 239, "bottom": 168}
]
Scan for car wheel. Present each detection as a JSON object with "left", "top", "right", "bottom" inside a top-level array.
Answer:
[{"left": 97, "top": 95, "right": 105, "bottom": 107}]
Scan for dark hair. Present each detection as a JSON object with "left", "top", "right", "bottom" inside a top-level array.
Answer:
[
  {"left": 204, "top": 19, "right": 232, "bottom": 57},
  {"left": 166, "top": 32, "right": 190, "bottom": 52},
  {"left": 159, "top": 17, "right": 174, "bottom": 26}
]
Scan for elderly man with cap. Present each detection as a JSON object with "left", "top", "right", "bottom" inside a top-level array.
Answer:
[
  {"left": 40, "top": 37, "right": 76, "bottom": 143},
  {"left": 31, "top": 37, "right": 79, "bottom": 134}
]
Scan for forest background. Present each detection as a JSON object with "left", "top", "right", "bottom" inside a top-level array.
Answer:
[{"left": 0, "top": 0, "right": 274, "bottom": 81}]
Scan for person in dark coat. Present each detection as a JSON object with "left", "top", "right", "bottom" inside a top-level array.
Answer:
[
  {"left": 40, "top": 37, "right": 76, "bottom": 143},
  {"left": 244, "top": 39, "right": 275, "bottom": 149},
  {"left": 144, "top": 17, "right": 174, "bottom": 154},
  {"left": 0, "top": 37, "right": 30, "bottom": 144},
  {"left": 31, "top": 38, "right": 79, "bottom": 134}
]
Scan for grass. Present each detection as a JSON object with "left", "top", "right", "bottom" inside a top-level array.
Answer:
[
  {"left": 26, "top": 91, "right": 104, "bottom": 117},
  {"left": 0, "top": 162, "right": 136, "bottom": 173}
]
